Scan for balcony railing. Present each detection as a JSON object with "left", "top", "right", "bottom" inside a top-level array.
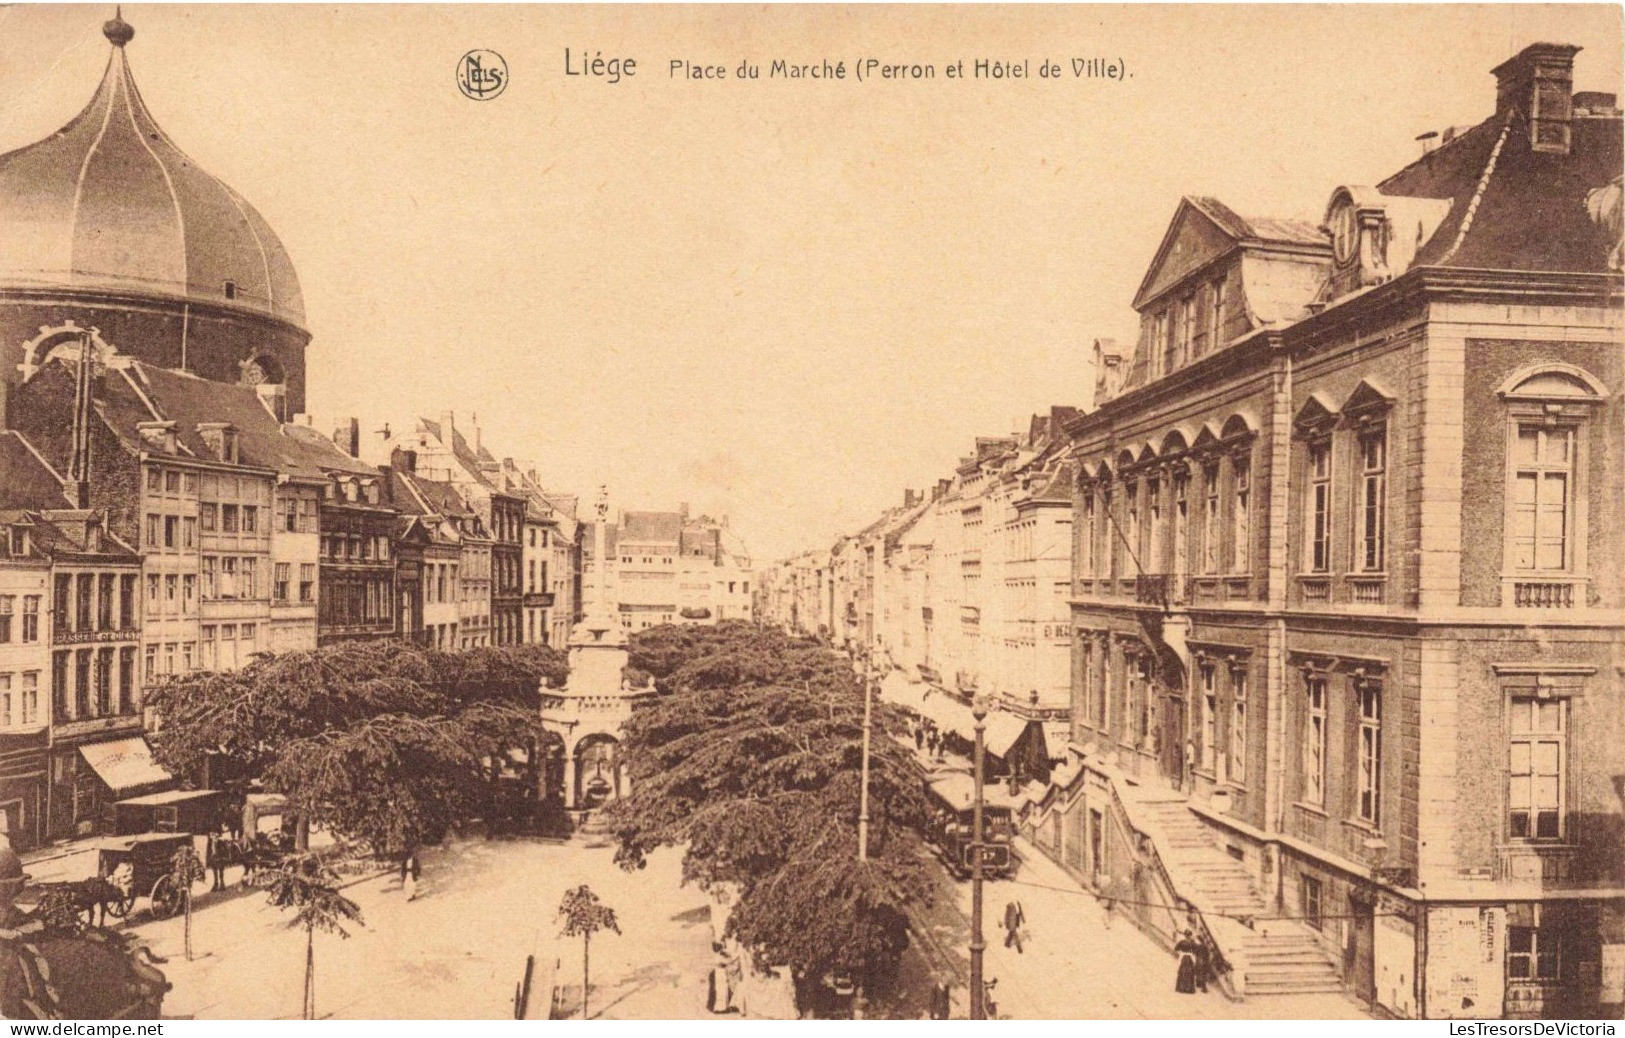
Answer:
[
  {"left": 1135, "top": 574, "right": 1171, "bottom": 609},
  {"left": 1510, "top": 579, "right": 1582, "bottom": 609}
]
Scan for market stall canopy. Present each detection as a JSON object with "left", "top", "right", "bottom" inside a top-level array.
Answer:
[{"left": 77, "top": 737, "right": 171, "bottom": 796}]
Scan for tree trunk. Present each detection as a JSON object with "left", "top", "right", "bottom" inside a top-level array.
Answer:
[
  {"left": 183, "top": 888, "right": 193, "bottom": 961},
  {"left": 304, "top": 925, "right": 316, "bottom": 1020},
  {"left": 581, "top": 932, "right": 591, "bottom": 1020}
]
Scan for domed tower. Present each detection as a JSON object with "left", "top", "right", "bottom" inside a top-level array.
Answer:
[{"left": 0, "top": 10, "right": 308, "bottom": 414}]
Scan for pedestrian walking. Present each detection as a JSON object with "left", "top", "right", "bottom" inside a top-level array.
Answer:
[
  {"left": 1173, "top": 929, "right": 1202, "bottom": 994},
  {"left": 1192, "top": 929, "right": 1211, "bottom": 993},
  {"left": 402, "top": 850, "right": 421, "bottom": 901},
  {"left": 914, "top": 724, "right": 925, "bottom": 752},
  {"left": 929, "top": 980, "right": 952, "bottom": 1020},
  {"left": 1002, "top": 899, "right": 1026, "bottom": 953}
]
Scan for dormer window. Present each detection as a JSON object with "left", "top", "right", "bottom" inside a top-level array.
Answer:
[
  {"left": 8, "top": 527, "right": 28, "bottom": 557},
  {"left": 197, "top": 422, "right": 238, "bottom": 463}
]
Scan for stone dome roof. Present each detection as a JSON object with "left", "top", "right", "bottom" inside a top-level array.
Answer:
[{"left": 0, "top": 14, "right": 305, "bottom": 328}]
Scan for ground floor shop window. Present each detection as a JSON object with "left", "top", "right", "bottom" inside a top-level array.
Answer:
[{"left": 1507, "top": 926, "right": 1561, "bottom": 982}]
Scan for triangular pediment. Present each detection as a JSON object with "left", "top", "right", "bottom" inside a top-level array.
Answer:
[
  {"left": 1294, "top": 392, "right": 1339, "bottom": 431},
  {"left": 1132, "top": 198, "right": 1248, "bottom": 312},
  {"left": 1341, "top": 379, "right": 1396, "bottom": 416}
]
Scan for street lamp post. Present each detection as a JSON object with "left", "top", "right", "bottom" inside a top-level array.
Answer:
[
  {"left": 858, "top": 665, "right": 872, "bottom": 863},
  {"left": 969, "top": 701, "right": 988, "bottom": 1020}
]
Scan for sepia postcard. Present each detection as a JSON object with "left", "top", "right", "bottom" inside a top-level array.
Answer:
[{"left": 0, "top": 2, "right": 1620, "bottom": 1025}]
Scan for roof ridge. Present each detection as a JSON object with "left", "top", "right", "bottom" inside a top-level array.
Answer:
[{"left": 1437, "top": 107, "right": 1518, "bottom": 266}]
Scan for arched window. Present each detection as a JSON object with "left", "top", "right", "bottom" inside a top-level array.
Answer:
[{"left": 1496, "top": 365, "right": 1607, "bottom": 608}]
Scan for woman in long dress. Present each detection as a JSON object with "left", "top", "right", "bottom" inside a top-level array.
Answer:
[{"left": 1173, "top": 930, "right": 1201, "bottom": 994}]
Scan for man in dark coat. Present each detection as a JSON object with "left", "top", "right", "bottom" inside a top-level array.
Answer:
[{"left": 1002, "top": 900, "right": 1026, "bottom": 953}]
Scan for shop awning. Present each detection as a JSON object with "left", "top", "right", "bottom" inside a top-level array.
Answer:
[
  {"left": 78, "top": 737, "right": 172, "bottom": 796},
  {"left": 912, "top": 696, "right": 1037, "bottom": 760},
  {"left": 115, "top": 789, "right": 217, "bottom": 808}
]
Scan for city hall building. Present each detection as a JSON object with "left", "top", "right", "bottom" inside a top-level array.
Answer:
[{"left": 1053, "top": 44, "right": 1623, "bottom": 1019}]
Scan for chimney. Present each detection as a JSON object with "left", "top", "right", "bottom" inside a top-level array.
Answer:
[
  {"left": 679, "top": 502, "right": 690, "bottom": 519},
  {"left": 344, "top": 417, "right": 360, "bottom": 458},
  {"left": 1493, "top": 43, "right": 1579, "bottom": 156},
  {"left": 439, "top": 410, "right": 456, "bottom": 448},
  {"left": 471, "top": 413, "right": 482, "bottom": 455}
]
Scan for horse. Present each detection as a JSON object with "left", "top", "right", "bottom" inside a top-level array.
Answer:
[{"left": 33, "top": 870, "right": 130, "bottom": 931}]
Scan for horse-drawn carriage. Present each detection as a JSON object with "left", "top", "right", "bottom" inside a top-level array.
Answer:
[
  {"left": 93, "top": 833, "right": 198, "bottom": 922},
  {"left": 38, "top": 833, "right": 200, "bottom": 928}
]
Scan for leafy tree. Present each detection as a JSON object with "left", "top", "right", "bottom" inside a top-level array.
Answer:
[
  {"left": 608, "top": 623, "right": 932, "bottom": 1010},
  {"left": 557, "top": 885, "right": 620, "bottom": 1020},
  {"left": 167, "top": 845, "right": 207, "bottom": 960},
  {"left": 147, "top": 640, "right": 565, "bottom": 856},
  {"left": 258, "top": 853, "right": 364, "bottom": 1020}
]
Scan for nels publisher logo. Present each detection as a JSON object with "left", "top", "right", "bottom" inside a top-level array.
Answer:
[{"left": 457, "top": 50, "right": 508, "bottom": 100}]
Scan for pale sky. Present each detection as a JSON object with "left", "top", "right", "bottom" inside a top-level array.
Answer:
[{"left": 2, "top": 4, "right": 1620, "bottom": 562}]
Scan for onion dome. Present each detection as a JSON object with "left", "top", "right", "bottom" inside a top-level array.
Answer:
[{"left": 0, "top": 11, "right": 305, "bottom": 328}]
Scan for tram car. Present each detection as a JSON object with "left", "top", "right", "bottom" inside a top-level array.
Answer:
[{"left": 922, "top": 770, "right": 1016, "bottom": 880}]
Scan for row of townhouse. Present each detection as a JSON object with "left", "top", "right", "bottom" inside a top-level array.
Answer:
[
  {"left": 759, "top": 410, "right": 1082, "bottom": 782},
  {"left": 762, "top": 41, "right": 1625, "bottom": 1021},
  {"left": 0, "top": 347, "right": 587, "bottom": 846}
]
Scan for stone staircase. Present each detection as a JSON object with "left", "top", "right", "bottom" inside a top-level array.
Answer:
[{"left": 1138, "top": 800, "right": 1345, "bottom": 997}]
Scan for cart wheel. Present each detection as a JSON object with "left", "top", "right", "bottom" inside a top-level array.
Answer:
[
  {"left": 149, "top": 876, "right": 182, "bottom": 920},
  {"left": 108, "top": 891, "right": 134, "bottom": 919}
]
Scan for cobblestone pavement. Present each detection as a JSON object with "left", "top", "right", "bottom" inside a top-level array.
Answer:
[{"left": 102, "top": 836, "right": 718, "bottom": 1020}]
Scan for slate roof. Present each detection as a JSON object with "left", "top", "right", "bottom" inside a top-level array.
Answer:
[
  {"left": 0, "top": 431, "right": 71, "bottom": 510},
  {"left": 620, "top": 511, "right": 684, "bottom": 544},
  {"left": 1378, "top": 109, "right": 1622, "bottom": 272},
  {"left": 103, "top": 362, "right": 376, "bottom": 479},
  {"left": 1185, "top": 197, "right": 1326, "bottom": 247}
]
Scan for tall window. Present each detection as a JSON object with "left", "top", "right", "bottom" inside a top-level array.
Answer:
[
  {"left": 1303, "top": 674, "right": 1327, "bottom": 805},
  {"left": 21, "top": 598, "right": 38, "bottom": 643},
  {"left": 1103, "top": 488, "right": 1116, "bottom": 578},
  {"left": 120, "top": 575, "right": 135, "bottom": 629},
  {"left": 1202, "top": 465, "right": 1220, "bottom": 574},
  {"left": 275, "top": 563, "right": 291, "bottom": 602},
  {"left": 1172, "top": 471, "right": 1189, "bottom": 575},
  {"left": 1359, "top": 428, "right": 1387, "bottom": 571},
  {"left": 1508, "top": 697, "right": 1565, "bottom": 840},
  {"left": 1231, "top": 459, "right": 1250, "bottom": 573},
  {"left": 1307, "top": 440, "right": 1332, "bottom": 572},
  {"left": 1179, "top": 295, "right": 1197, "bottom": 366},
  {"left": 1080, "top": 491, "right": 1096, "bottom": 577},
  {"left": 0, "top": 597, "right": 12, "bottom": 643},
  {"left": 1209, "top": 276, "right": 1226, "bottom": 350},
  {"left": 1200, "top": 664, "right": 1217, "bottom": 773},
  {"left": 1509, "top": 425, "right": 1574, "bottom": 572},
  {"left": 1125, "top": 483, "right": 1140, "bottom": 572},
  {"left": 1357, "top": 680, "right": 1382, "bottom": 826},
  {"left": 97, "top": 574, "right": 114, "bottom": 630},
  {"left": 1154, "top": 311, "right": 1170, "bottom": 377},
  {"left": 1146, "top": 477, "right": 1162, "bottom": 572},
  {"left": 1230, "top": 667, "right": 1248, "bottom": 783},
  {"left": 300, "top": 564, "right": 316, "bottom": 603},
  {"left": 19, "top": 672, "right": 36, "bottom": 725}
]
